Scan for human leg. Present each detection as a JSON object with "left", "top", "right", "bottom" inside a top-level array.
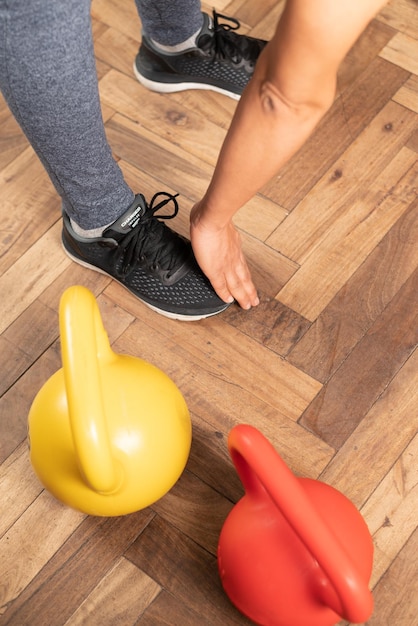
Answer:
[
  {"left": 134, "top": 0, "right": 203, "bottom": 46},
  {"left": 0, "top": 0, "right": 228, "bottom": 319},
  {"left": 0, "top": 0, "right": 133, "bottom": 229}
]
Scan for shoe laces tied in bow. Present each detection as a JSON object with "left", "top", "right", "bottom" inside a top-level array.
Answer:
[
  {"left": 115, "top": 192, "right": 189, "bottom": 277},
  {"left": 204, "top": 10, "right": 265, "bottom": 66}
]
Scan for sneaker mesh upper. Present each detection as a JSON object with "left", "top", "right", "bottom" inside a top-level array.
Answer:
[
  {"left": 135, "top": 10, "right": 267, "bottom": 96},
  {"left": 62, "top": 193, "right": 229, "bottom": 319}
]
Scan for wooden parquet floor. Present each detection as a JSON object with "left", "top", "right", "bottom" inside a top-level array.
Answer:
[{"left": 1, "top": 1, "right": 417, "bottom": 624}]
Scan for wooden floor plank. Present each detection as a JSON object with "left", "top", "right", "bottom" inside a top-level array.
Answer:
[
  {"left": 300, "top": 268, "right": 418, "bottom": 448},
  {"left": 151, "top": 469, "right": 233, "bottom": 555},
  {"left": 287, "top": 196, "right": 418, "bottom": 382},
  {"left": 0, "top": 103, "right": 29, "bottom": 171},
  {"left": 248, "top": 1, "right": 286, "bottom": 40},
  {"left": 0, "top": 344, "right": 61, "bottom": 465},
  {"left": 0, "top": 223, "right": 70, "bottom": 336},
  {"left": 126, "top": 517, "right": 252, "bottom": 625},
  {"left": 91, "top": 0, "right": 141, "bottom": 42},
  {"left": 3, "top": 511, "right": 154, "bottom": 626},
  {"left": 0, "top": 148, "right": 59, "bottom": 275},
  {"left": 362, "top": 433, "right": 418, "bottom": 588},
  {"left": 0, "top": 443, "right": 42, "bottom": 540},
  {"left": 0, "top": 492, "right": 84, "bottom": 616},
  {"left": 394, "top": 74, "right": 418, "bottom": 113},
  {"left": 319, "top": 347, "right": 418, "bottom": 508},
  {"left": 273, "top": 144, "right": 418, "bottom": 320},
  {"left": 94, "top": 27, "right": 140, "bottom": 79},
  {"left": 64, "top": 558, "right": 161, "bottom": 626},
  {"left": 227, "top": 0, "right": 282, "bottom": 28},
  {"left": 223, "top": 296, "right": 311, "bottom": 358},
  {"left": 367, "top": 527, "right": 418, "bottom": 625},
  {"left": 100, "top": 70, "right": 227, "bottom": 167},
  {"left": 266, "top": 107, "right": 417, "bottom": 268},
  {"left": 139, "top": 589, "right": 210, "bottom": 626},
  {"left": 2, "top": 300, "right": 58, "bottom": 361},
  {"left": 376, "top": 0, "right": 418, "bottom": 40},
  {"left": 379, "top": 32, "right": 418, "bottom": 73},
  {"left": 185, "top": 415, "right": 244, "bottom": 502},
  {"left": 336, "top": 18, "right": 396, "bottom": 92},
  {"left": 0, "top": 336, "right": 32, "bottom": 400},
  {"left": 37, "top": 264, "right": 111, "bottom": 314}
]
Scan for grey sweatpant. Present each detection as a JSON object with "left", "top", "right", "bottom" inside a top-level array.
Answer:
[{"left": 0, "top": 0, "right": 202, "bottom": 229}]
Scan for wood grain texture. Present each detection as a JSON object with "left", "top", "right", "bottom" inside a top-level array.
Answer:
[
  {"left": 287, "top": 197, "right": 418, "bottom": 382},
  {"left": 0, "top": 1, "right": 417, "bottom": 625},
  {"left": 299, "top": 267, "right": 418, "bottom": 448}
]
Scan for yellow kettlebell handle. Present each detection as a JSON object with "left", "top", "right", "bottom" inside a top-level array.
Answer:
[{"left": 60, "top": 286, "right": 122, "bottom": 494}]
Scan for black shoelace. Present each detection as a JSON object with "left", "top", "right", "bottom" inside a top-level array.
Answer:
[
  {"left": 201, "top": 10, "right": 265, "bottom": 65},
  {"left": 115, "top": 192, "right": 189, "bottom": 277}
]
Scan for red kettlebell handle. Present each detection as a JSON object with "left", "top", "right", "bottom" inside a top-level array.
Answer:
[{"left": 228, "top": 425, "right": 373, "bottom": 624}]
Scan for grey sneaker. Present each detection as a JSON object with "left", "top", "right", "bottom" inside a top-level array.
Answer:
[
  {"left": 62, "top": 193, "right": 230, "bottom": 321},
  {"left": 134, "top": 10, "right": 267, "bottom": 100}
]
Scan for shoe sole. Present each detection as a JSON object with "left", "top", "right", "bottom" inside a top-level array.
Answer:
[
  {"left": 62, "top": 243, "right": 229, "bottom": 322},
  {"left": 133, "top": 62, "right": 240, "bottom": 101}
]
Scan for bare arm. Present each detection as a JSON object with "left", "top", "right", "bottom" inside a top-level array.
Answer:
[{"left": 190, "top": 0, "right": 388, "bottom": 309}]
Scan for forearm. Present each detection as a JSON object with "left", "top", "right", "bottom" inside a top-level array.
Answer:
[
  {"left": 193, "top": 0, "right": 388, "bottom": 231},
  {"left": 190, "top": 0, "right": 388, "bottom": 310},
  {"left": 196, "top": 49, "right": 333, "bottom": 228}
]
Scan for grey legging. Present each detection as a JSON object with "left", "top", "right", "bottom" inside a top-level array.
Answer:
[{"left": 0, "top": 0, "right": 202, "bottom": 229}]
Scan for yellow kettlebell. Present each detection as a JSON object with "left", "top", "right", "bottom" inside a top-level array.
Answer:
[{"left": 28, "top": 285, "right": 191, "bottom": 516}]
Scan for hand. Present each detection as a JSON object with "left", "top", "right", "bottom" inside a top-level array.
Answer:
[{"left": 190, "top": 202, "right": 259, "bottom": 310}]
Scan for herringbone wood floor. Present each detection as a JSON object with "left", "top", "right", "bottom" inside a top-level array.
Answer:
[{"left": 1, "top": 1, "right": 417, "bottom": 624}]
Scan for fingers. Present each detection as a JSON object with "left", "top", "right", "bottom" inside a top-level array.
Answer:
[
  {"left": 209, "top": 259, "right": 260, "bottom": 310},
  {"left": 189, "top": 210, "right": 260, "bottom": 310}
]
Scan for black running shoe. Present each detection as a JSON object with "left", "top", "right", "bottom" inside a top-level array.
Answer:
[
  {"left": 134, "top": 10, "right": 267, "bottom": 100},
  {"left": 62, "top": 193, "right": 230, "bottom": 321}
]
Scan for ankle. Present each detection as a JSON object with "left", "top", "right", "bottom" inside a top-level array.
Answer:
[
  {"left": 151, "top": 28, "right": 200, "bottom": 53},
  {"left": 150, "top": 13, "right": 211, "bottom": 53},
  {"left": 70, "top": 219, "right": 112, "bottom": 238}
]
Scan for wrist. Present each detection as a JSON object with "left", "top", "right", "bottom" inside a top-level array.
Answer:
[{"left": 190, "top": 199, "right": 231, "bottom": 232}]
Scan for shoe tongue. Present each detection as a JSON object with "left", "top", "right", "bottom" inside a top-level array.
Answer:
[{"left": 105, "top": 195, "right": 146, "bottom": 236}]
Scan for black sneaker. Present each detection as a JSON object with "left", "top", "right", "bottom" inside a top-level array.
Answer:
[
  {"left": 62, "top": 192, "right": 230, "bottom": 321},
  {"left": 134, "top": 10, "right": 267, "bottom": 100}
]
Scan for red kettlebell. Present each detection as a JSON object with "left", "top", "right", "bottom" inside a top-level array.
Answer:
[{"left": 218, "top": 425, "right": 374, "bottom": 626}]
